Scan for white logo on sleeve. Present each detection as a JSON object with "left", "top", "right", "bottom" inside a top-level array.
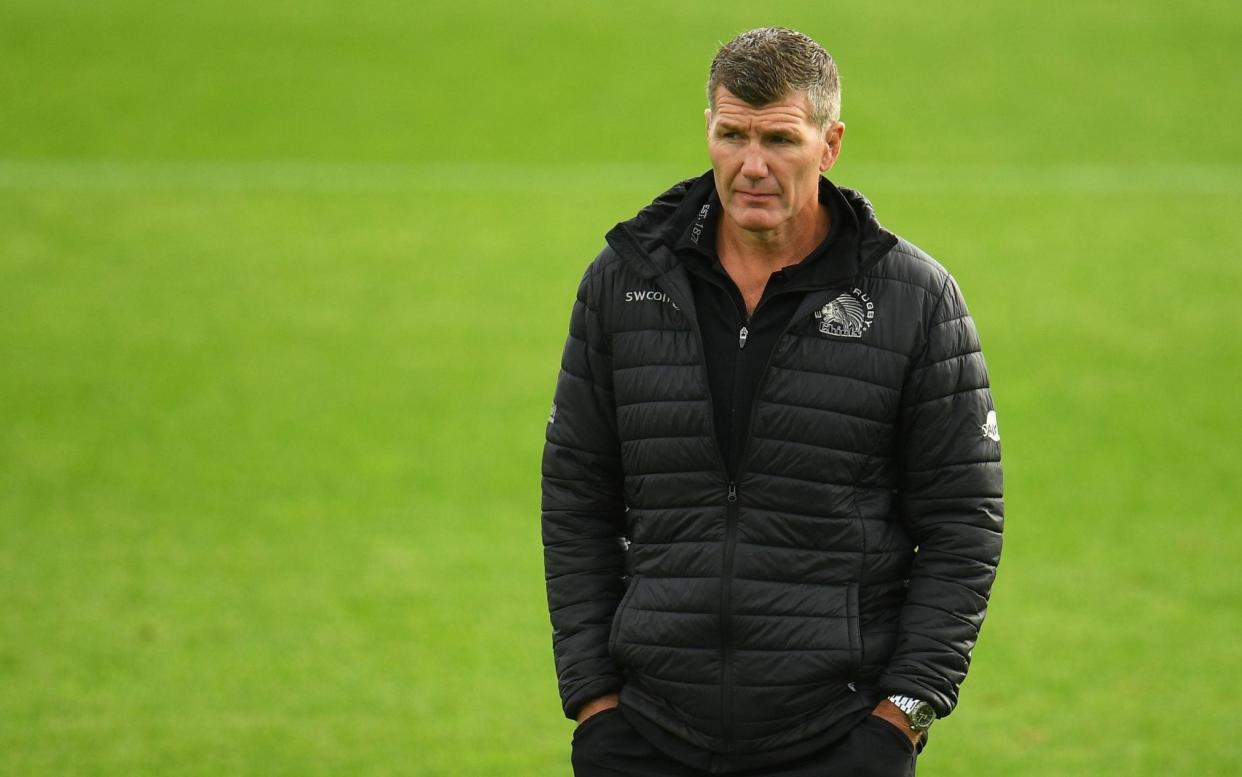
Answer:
[
  {"left": 548, "top": 403, "right": 557, "bottom": 424},
  {"left": 981, "top": 410, "right": 1000, "bottom": 442}
]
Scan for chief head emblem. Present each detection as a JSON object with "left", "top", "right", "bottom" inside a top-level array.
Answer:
[{"left": 815, "top": 288, "right": 875, "bottom": 338}]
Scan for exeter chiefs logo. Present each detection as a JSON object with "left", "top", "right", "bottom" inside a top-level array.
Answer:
[{"left": 815, "top": 288, "right": 875, "bottom": 338}]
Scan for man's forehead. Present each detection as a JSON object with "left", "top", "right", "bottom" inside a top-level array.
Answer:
[{"left": 711, "top": 88, "right": 815, "bottom": 128}]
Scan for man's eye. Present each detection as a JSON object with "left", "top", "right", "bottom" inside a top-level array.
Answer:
[{"left": 770, "top": 136, "right": 792, "bottom": 144}]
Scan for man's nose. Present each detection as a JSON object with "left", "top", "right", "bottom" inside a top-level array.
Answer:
[{"left": 740, "top": 146, "right": 768, "bottom": 180}]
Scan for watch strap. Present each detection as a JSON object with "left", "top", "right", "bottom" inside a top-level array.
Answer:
[{"left": 886, "top": 694, "right": 936, "bottom": 731}]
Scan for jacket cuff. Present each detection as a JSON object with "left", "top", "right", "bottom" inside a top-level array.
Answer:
[
  {"left": 563, "top": 675, "right": 625, "bottom": 721},
  {"left": 876, "top": 673, "right": 954, "bottom": 719}
]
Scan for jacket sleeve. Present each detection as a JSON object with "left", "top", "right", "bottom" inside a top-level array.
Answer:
[
  {"left": 541, "top": 261, "right": 628, "bottom": 720},
  {"left": 878, "top": 274, "right": 1004, "bottom": 717}
]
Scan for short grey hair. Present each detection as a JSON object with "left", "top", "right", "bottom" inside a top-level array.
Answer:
[{"left": 707, "top": 27, "right": 841, "bottom": 127}]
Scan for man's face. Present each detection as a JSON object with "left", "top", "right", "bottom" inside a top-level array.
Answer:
[{"left": 706, "top": 87, "right": 844, "bottom": 236}]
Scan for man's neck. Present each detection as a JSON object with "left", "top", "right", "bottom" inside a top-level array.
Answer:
[
  {"left": 717, "top": 201, "right": 832, "bottom": 276},
  {"left": 713, "top": 201, "right": 833, "bottom": 318}
]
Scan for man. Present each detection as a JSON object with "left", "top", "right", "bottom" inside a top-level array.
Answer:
[{"left": 542, "top": 27, "right": 1003, "bottom": 776}]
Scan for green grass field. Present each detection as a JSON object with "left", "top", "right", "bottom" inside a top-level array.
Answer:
[{"left": 2, "top": 1, "right": 1240, "bottom": 774}]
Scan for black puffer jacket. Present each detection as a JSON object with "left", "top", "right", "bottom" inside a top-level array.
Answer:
[{"left": 542, "top": 173, "right": 1003, "bottom": 756}]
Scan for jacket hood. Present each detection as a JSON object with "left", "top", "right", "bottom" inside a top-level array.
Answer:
[{"left": 604, "top": 170, "right": 898, "bottom": 284}]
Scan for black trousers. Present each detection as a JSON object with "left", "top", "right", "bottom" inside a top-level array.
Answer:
[{"left": 571, "top": 707, "right": 919, "bottom": 777}]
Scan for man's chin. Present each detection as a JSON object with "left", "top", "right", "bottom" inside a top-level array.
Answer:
[{"left": 727, "top": 208, "right": 785, "bottom": 234}]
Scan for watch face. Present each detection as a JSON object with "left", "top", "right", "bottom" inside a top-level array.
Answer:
[{"left": 910, "top": 702, "right": 936, "bottom": 730}]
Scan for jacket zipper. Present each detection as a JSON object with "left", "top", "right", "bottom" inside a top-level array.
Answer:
[
  {"left": 720, "top": 289, "right": 790, "bottom": 747},
  {"left": 718, "top": 294, "right": 755, "bottom": 748},
  {"left": 718, "top": 292, "right": 817, "bottom": 747},
  {"left": 721, "top": 479, "right": 739, "bottom": 747}
]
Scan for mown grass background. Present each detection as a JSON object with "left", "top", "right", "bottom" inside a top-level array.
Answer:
[{"left": 2, "top": 1, "right": 1239, "bottom": 775}]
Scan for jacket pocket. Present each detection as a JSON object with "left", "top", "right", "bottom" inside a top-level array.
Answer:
[
  {"left": 608, "top": 575, "right": 642, "bottom": 659},
  {"left": 846, "top": 582, "right": 862, "bottom": 670}
]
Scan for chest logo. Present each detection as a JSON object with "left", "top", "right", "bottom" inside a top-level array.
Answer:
[
  {"left": 624, "top": 289, "right": 680, "bottom": 311},
  {"left": 815, "top": 288, "right": 875, "bottom": 338}
]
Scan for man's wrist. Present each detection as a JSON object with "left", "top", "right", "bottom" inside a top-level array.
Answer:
[
  {"left": 575, "top": 693, "right": 620, "bottom": 724},
  {"left": 871, "top": 698, "right": 923, "bottom": 746}
]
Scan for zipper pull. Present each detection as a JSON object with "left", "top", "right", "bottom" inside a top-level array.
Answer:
[
  {"left": 727, "top": 483, "right": 737, "bottom": 501},
  {"left": 738, "top": 326, "right": 748, "bottom": 349}
]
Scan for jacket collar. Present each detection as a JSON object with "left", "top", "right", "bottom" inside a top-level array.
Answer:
[{"left": 605, "top": 170, "right": 897, "bottom": 287}]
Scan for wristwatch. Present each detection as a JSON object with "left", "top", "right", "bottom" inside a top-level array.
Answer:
[{"left": 886, "top": 694, "right": 936, "bottom": 732}]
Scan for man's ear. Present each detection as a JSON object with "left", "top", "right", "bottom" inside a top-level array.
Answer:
[
  {"left": 704, "top": 107, "right": 713, "bottom": 136},
  {"left": 820, "top": 121, "right": 846, "bottom": 172}
]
